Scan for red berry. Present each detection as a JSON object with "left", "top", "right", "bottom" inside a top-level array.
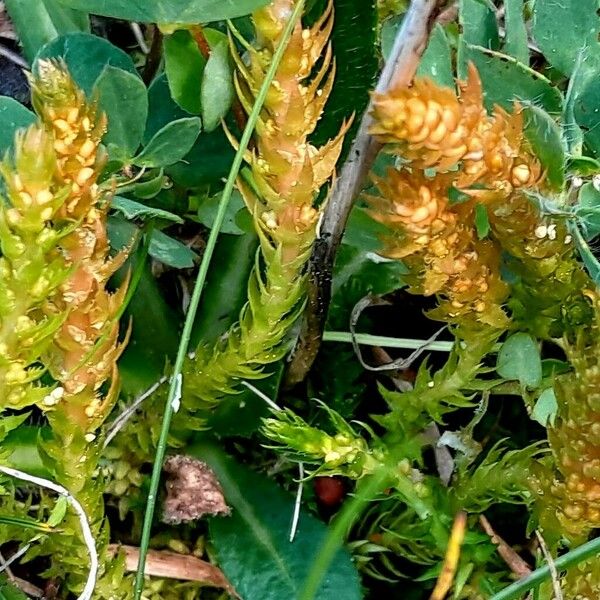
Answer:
[{"left": 314, "top": 476, "right": 345, "bottom": 507}]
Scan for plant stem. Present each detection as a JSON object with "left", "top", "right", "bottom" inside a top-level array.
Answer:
[
  {"left": 323, "top": 331, "right": 456, "bottom": 352},
  {"left": 490, "top": 537, "right": 600, "bottom": 600},
  {"left": 287, "top": 0, "right": 444, "bottom": 384},
  {"left": 132, "top": 2, "right": 306, "bottom": 597},
  {"left": 298, "top": 468, "right": 390, "bottom": 600}
]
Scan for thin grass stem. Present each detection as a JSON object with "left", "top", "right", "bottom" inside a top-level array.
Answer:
[{"left": 132, "top": 3, "right": 306, "bottom": 596}]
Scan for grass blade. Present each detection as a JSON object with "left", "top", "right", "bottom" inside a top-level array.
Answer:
[{"left": 132, "top": 2, "right": 306, "bottom": 597}]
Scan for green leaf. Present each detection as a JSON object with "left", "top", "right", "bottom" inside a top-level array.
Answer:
[
  {"left": 133, "top": 117, "right": 201, "bottom": 168},
  {"left": 95, "top": 66, "right": 148, "bottom": 160},
  {"left": 163, "top": 30, "right": 205, "bottom": 115},
  {"left": 4, "top": 0, "right": 88, "bottom": 62},
  {"left": 522, "top": 105, "right": 566, "bottom": 191},
  {"left": 330, "top": 244, "right": 405, "bottom": 325},
  {"left": 191, "top": 442, "right": 362, "bottom": 600},
  {"left": 563, "top": 51, "right": 587, "bottom": 156},
  {"left": 448, "top": 186, "right": 471, "bottom": 205},
  {"left": 475, "top": 203, "right": 490, "bottom": 239},
  {"left": 0, "top": 413, "right": 30, "bottom": 443},
  {"left": 571, "top": 222, "right": 600, "bottom": 285},
  {"left": 575, "top": 182, "right": 600, "bottom": 239},
  {"left": 55, "top": 0, "right": 271, "bottom": 23},
  {"left": 145, "top": 74, "right": 191, "bottom": 144},
  {"left": 0, "top": 97, "right": 36, "bottom": 154},
  {"left": 459, "top": 0, "right": 499, "bottom": 51},
  {"left": 111, "top": 196, "right": 183, "bottom": 223},
  {"left": 417, "top": 24, "right": 454, "bottom": 89},
  {"left": 201, "top": 39, "right": 234, "bottom": 131},
  {"left": 167, "top": 126, "right": 235, "bottom": 188},
  {"left": 149, "top": 229, "right": 197, "bottom": 269},
  {"left": 503, "top": 0, "right": 528, "bottom": 64},
  {"left": 496, "top": 332, "right": 542, "bottom": 389},
  {"left": 195, "top": 189, "right": 249, "bottom": 235},
  {"left": 132, "top": 171, "right": 168, "bottom": 200},
  {"left": 47, "top": 495, "right": 68, "bottom": 528},
  {"left": 568, "top": 156, "right": 600, "bottom": 176},
  {"left": 108, "top": 217, "right": 181, "bottom": 394},
  {"left": 459, "top": 44, "right": 563, "bottom": 113},
  {"left": 573, "top": 75, "right": 600, "bottom": 159},
  {"left": 342, "top": 205, "right": 390, "bottom": 252},
  {"left": 532, "top": 387, "right": 558, "bottom": 427},
  {"left": 307, "top": 0, "right": 378, "bottom": 160},
  {"left": 532, "top": 0, "right": 600, "bottom": 76},
  {"left": 35, "top": 32, "right": 137, "bottom": 95},
  {"left": 191, "top": 232, "right": 258, "bottom": 347}
]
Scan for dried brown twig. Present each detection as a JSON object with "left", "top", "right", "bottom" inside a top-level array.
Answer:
[
  {"left": 285, "top": 0, "right": 446, "bottom": 385},
  {"left": 108, "top": 545, "right": 238, "bottom": 596},
  {"left": 480, "top": 515, "right": 533, "bottom": 579}
]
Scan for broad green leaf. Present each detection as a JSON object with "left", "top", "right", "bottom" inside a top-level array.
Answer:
[
  {"left": 55, "top": 0, "right": 271, "bottom": 23},
  {"left": 532, "top": 0, "right": 600, "bottom": 76},
  {"left": 568, "top": 156, "right": 600, "bottom": 176},
  {"left": 330, "top": 243, "right": 406, "bottom": 320},
  {"left": 167, "top": 126, "right": 235, "bottom": 188},
  {"left": 4, "top": 0, "right": 88, "bottom": 62},
  {"left": 342, "top": 205, "right": 391, "bottom": 253},
  {"left": 145, "top": 74, "right": 190, "bottom": 143},
  {"left": 523, "top": 105, "right": 566, "bottom": 191},
  {"left": 571, "top": 222, "right": 600, "bottom": 285},
  {"left": 95, "top": 66, "right": 148, "bottom": 160},
  {"left": 475, "top": 203, "right": 490, "bottom": 239},
  {"left": 201, "top": 39, "right": 234, "bottom": 131},
  {"left": 563, "top": 51, "right": 587, "bottom": 156},
  {"left": 133, "top": 117, "right": 201, "bottom": 168},
  {"left": 111, "top": 196, "right": 183, "bottom": 223},
  {"left": 532, "top": 387, "right": 558, "bottom": 427},
  {"left": 194, "top": 189, "right": 249, "bottom": 235},
  {"left": 503, "top": 0, "right": 528, "bottom": 64},
  {"left": 163, "top": 30, "right": 205, "bottom": 115},
  {"left": 191, "top": 442, "right": 363, "bottom": 600},
  {"left": 417, "top": 24, "right": 454, "bottom": 89},
  {"left": 496, "top": 332, "right": 542, "bottom": 389},
  {"left": 459, "top": 44, "right": 563, "bottom": 113},
  {"left": 459, "top": 0, "right": 499, "bottom": 51},
  {"left": 4, "top": 426, "right": 50, "bottom": 478},
  {"left": 307, "top": 0, "right": 378, "bottom": 160},
  {"left": 35, "top": 32, "right": 137, "bottom": 95},
  {"left": 191, "top": 232, "right": 258, "bottom": 347},
  {"left": 108, "top": 217, "right": 181, "bottom": 394},
  {"left": 47, "top": 495, "right": 68, "bottom": 528},
  {"left": 575, "top": 182, "right": 600, "bottom": 239},
  {"left": 150, "top": 229, "right": 197, "bottom": 269},
  {"left": 0, "top": 97, "right": 36, "bottom": 154},
  {"left": 132, "top": 171, "right": 168, "bottom": 200},
  {"left": 573, "top": 75, "right": 600, "bottom": 159}
]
